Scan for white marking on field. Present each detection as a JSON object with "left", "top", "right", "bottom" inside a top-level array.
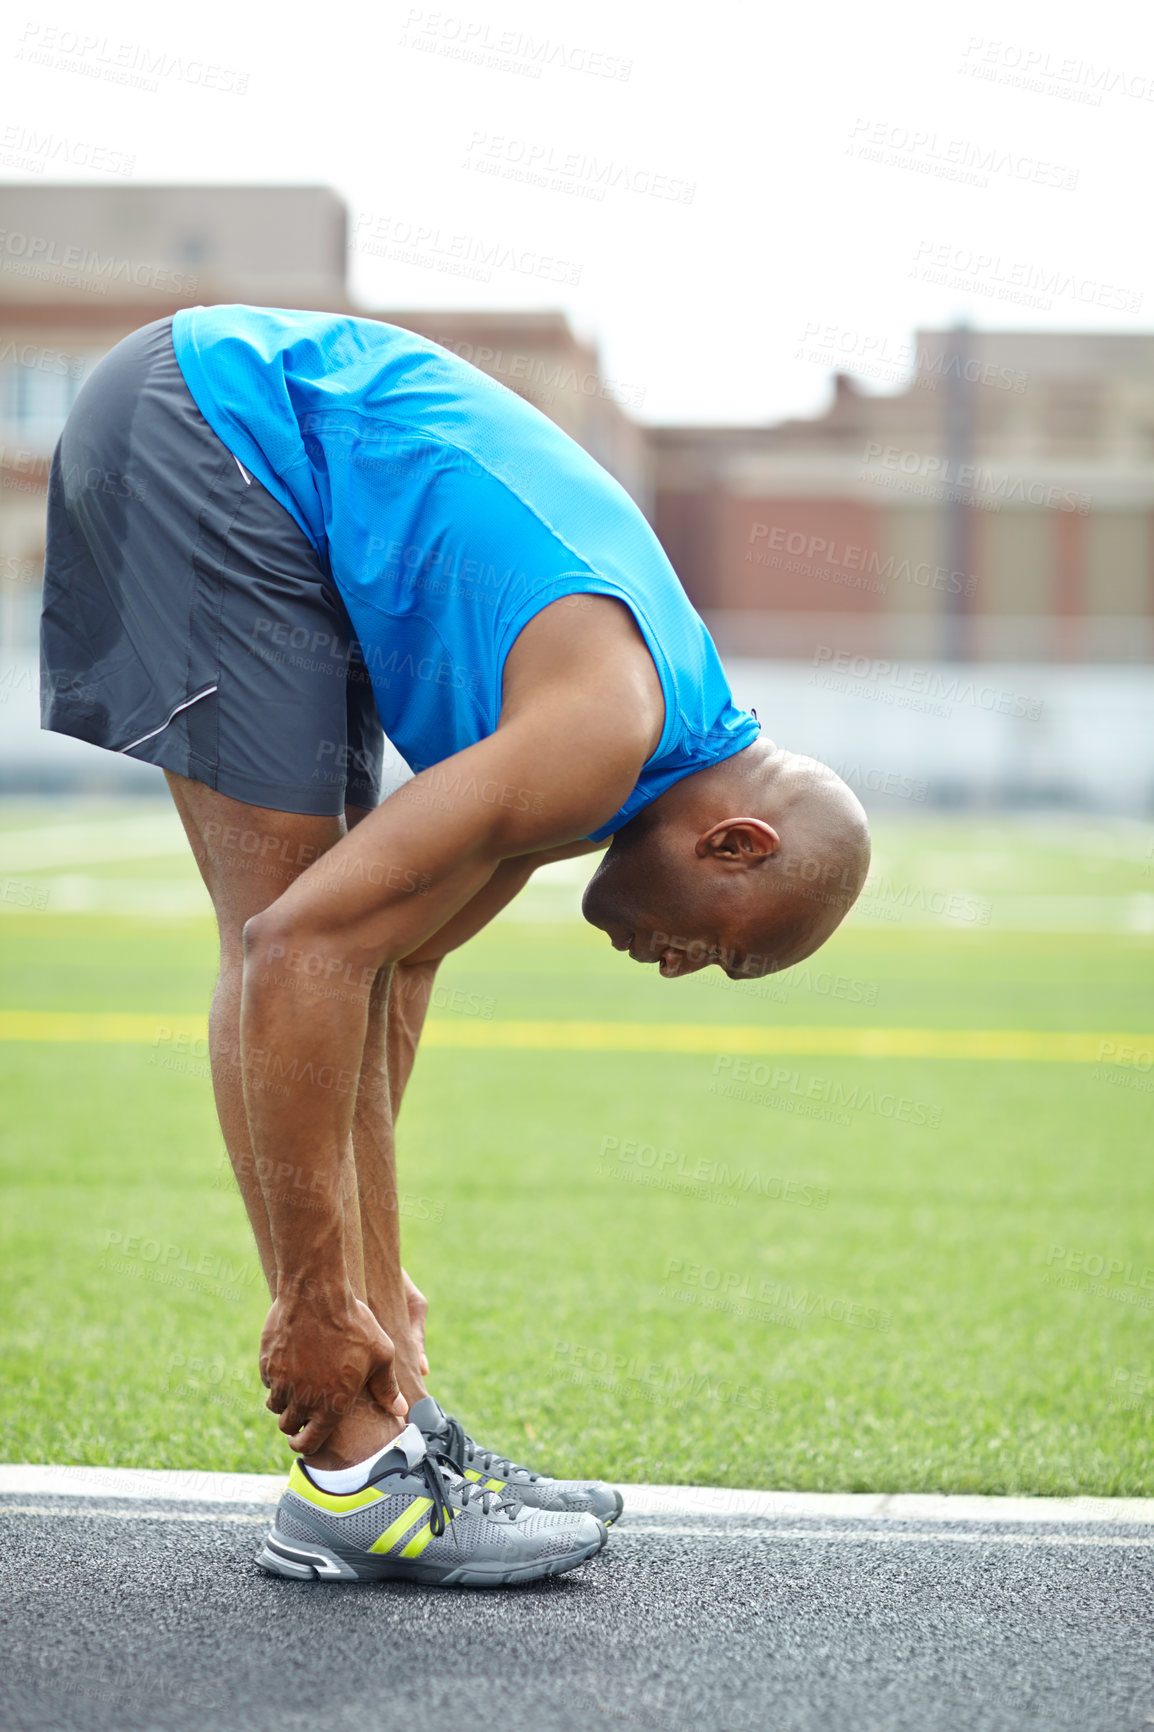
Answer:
[
  {"left": 2, "top": 1466, "right": 1151, "bottom": 1529},
  {"left": 0, "top": 814, "right": 190, "bottom": 871},
  {"left": 0, "top": 874, "right": 213, "bottom": 917}
]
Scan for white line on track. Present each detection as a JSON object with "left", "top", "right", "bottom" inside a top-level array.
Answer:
[
  {"left": 2, "top": 1468, "right": 1153, "bottom": 1531},
  {"left": 0, "top": 1504, "right": 269, "bottom": 1524},
  {"left": 611, "top": 1525, "right": 1154, "bottom": 1549},
  {"left": 3, "top": 1507, "right": 1153, "bottom": 1548}
]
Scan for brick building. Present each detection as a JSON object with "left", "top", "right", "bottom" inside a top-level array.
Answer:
[{"left": 653, "top": 332, "right": 1154, "bottom": 663}]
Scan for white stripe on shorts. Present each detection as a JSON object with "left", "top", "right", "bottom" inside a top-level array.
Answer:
[{"left": 120, "top": 684, "right": 220, "bottom": 753}]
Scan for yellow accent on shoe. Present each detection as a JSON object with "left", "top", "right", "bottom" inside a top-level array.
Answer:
[
  {"left": 287, "top": 1460, "right": 383, "bottom": 1513},
  {"left": 462, "top": 1467, "right": 504, "bottom": 1491},
  {"left": 368, "top": 1497, "right": 433, "bottom": 1555},
  {"left": 399, "top": 1519, "right": 437, "bottom": 1559}
]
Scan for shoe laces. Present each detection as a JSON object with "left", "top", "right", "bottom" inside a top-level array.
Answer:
[
  {"left": 431, "top": 1413, "right": 541, "bottom": 1485},
  {"left": 369, "top": 1444, "right": 520, "bottom": 1535}
]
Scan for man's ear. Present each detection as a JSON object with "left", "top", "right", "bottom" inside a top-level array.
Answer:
[{"left": 695, "top": 818, "right": 780, "bottom": 863}]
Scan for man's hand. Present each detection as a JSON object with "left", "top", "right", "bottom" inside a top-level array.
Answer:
[
  {"left": 259, "top": 1284, "right": 407, "bottom": 1455},
  {"left": 402, "top": 1267, "right": 430, "bottom": 1377}
]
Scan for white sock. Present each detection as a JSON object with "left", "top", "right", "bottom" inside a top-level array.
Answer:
[
  {"left": 306, "top": 1422, "right": 425, "bottom": 1493},
  {"left": 307, "top": 1451, "right": 385, "bottom": 1494}
]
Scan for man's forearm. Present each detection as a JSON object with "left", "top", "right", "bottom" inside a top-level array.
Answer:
[{"left": 241, "top": 937, "right": 372, "bottom": 1291}]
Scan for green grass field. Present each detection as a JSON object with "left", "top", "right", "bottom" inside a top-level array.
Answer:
[{"left": 2, "top": 804, "right": 1153, "bottom": 1495}]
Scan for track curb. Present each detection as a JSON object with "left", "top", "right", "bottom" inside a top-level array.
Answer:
[{"left": 2, "top": 1465, "right": 1152, "bottom": 1525}]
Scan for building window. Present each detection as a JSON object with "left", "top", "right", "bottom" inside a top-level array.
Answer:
[
  {"left": 177, "top": 232, "right": 210, "bottom": 266},
  {"left": 1, "top": 358, "right": 88, "bottom": 453}
]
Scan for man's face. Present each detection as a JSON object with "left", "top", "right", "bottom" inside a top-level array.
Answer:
[{"left": 581, "top": 834, "right": 772, "bottom": 980}]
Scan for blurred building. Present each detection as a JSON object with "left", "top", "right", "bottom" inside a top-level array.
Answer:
[{"left": 655, "top": 332, "right": 1154, "bottom": 664}]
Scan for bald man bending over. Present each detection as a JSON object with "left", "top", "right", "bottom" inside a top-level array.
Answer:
[{"left": 41, "top": 306, "right": 869, "bottom": 1588}]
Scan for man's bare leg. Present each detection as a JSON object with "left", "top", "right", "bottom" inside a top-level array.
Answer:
[
  {"left": 342, "top": 945, "right": 437, "bottom": 1406},
  {"left": 165, "top": 772, "right": 412, "bottom": 1466}
]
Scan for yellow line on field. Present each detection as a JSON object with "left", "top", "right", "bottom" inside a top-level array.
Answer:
[
  {"left": 0, "top": 1010, "right": 1147, "bottom": 1063},
  {"left": 421, "top": 1022, "right": 1146, "bottom": 1063},
  {"left": 0, "top": 1011, "right": 193, "bottom": 1043}
]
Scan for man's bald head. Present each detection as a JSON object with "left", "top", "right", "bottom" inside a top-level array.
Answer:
[{"left": 581, "top": 739, "right": 870, "bottom": 979}]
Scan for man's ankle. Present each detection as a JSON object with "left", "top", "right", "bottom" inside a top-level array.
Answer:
[{"left": 304, "top": 1406, "right": 408, "bottom": 1474}]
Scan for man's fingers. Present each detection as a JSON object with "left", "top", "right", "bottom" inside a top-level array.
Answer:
[
  {"left": 368, "top": 1363, "right": 408, "bottom": 1419},
  {"left": 278, "top": 1401, "right": 313, "bottom": 1439},
  {"left": 286, "top": 1413, "right": 336, "bottom": 1456}
]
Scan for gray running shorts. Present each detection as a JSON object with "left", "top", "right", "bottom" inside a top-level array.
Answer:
[{"left": 40, "top": 315, "right": 384, "bottom": 815}]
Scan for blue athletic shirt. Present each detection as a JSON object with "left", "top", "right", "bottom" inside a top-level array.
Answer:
[{"left": 171, "top": 304, "right": 759, "bottom": 841}]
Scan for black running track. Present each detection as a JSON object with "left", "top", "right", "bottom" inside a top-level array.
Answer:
[{"left": 2, "top": 1496, "right": 1152, "bottom": 1732}]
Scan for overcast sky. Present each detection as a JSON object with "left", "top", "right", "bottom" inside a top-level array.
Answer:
[{"left": 2, "top": 0, "right": 1150, "bottom": 423}]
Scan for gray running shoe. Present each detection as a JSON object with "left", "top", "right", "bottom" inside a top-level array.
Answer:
[
  {"left": 257, "top": 1422, "right": 606, "bottom": 1586},
  {"left": 410, "top": 1395, "right": 625, "bottom": 1527}
]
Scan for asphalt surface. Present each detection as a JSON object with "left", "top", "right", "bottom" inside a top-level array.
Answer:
[{"left": 2, "top": 1495, "right": 1152, "bottom": 1732}]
